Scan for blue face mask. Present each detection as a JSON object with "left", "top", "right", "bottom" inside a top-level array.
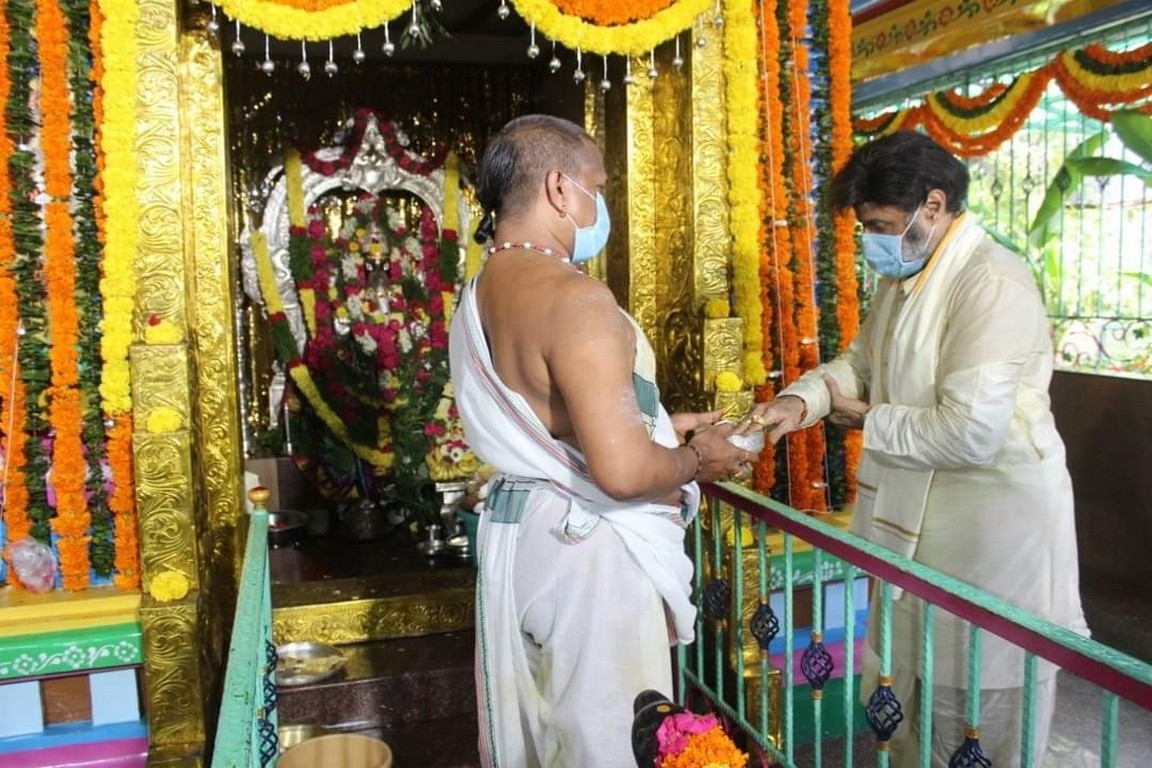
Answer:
[
  {"left": 562, "top": 174, "right": 611, "bottom": 263},
  {"left": 861, "top": 205, "right": 934, "bottom": 279}
]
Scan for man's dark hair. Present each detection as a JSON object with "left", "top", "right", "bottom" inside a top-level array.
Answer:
[
  {"left": 473, "top": 114, "right": 592, "bottom": 243},
  {"left": 829, "top": 131, "right": 969, "bottom": 214}
]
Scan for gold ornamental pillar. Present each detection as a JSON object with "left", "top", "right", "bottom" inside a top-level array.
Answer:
[
  {"left": 595, "top": 24, "right": 749, "bottom": 417},
  {"left": 128, "top": 2, "right": 245, "bottom": 765}
]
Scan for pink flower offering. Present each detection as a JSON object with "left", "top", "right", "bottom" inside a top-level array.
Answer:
[{"left": 655, "top": 712, "right": 719, "bottom": 756}]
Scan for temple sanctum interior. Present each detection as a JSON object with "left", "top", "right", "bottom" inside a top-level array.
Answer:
[{"left": 0, "top": 0, "right": 1150, "bottom": 766}]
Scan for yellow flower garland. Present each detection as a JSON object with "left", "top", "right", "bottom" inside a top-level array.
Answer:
[
  {"left": 721, "top": 0, "right": 767, "bottom": 385},
  {"left": 218, "top": 0, "right": 412, "bottom": 42},
  {"left": 97, "top": 0, "right": 137, "bottom": 416},
  {"left": 510, "top": 0, "right": 712, "bottom": 56},
  {"left": 289, "top": 365, "right": 394, "bottom": 467}
]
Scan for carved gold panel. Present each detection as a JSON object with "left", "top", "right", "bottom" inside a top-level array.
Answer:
[
  {"left": 273, "top": 590, "right": 475, "bottom": 646},
  {"left": 714, "top": 391, "right": 755, "bottom": 424},
  {"left": 133, "top": 430, "right": 199, "bottom": 592},
  {"left": 140, "top": 595, "right": 206, "bottom": 750},
  {"left": 653, "top": 44, "right": 702, "bottom": 415},
  {"left": 179, "top": 14, "right": 245, "bottom": 730},
  {"left": 703, "top": 317, "right": 744, "bottom": 392},
  {"left": 689, "top": 24, "right": 731, "bottom": 304},
  {"left": 131, "top": 344, "right": 192, "bottom": 432}
]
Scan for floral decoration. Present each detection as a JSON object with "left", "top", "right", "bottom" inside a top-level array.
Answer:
[
  {"left": 217, "top": 0, "right": 413, "bottom": 42},
  {"left": 300, "top": 109, "right": 448, "bottom": 177},
  {"left": 552, "top": 0, "right": 675, "bottom": 25},
  {"left": 41, "top": 0, "right": 92, "bottom": 590},
  {"left": 812, "top": 0, "right": 859, "bottom": 505},
  {"left": 722, "top": 0, "right": 767, "bottom": 387},
  {"left": 97, "top": 0, "right": 140, "bottom": 591},
  {"left": 256, "top": 123, "right": 477, "bottom": 519},
  {"left": 853, "top": 41, "right": 1152, "bottom": 156},
  {"left": 0, "top": 0, "right": 31, "bottom": 585},
  {"left": 509, "top": 0, "right": 713, "bottom": 56},
  {"left": 70, "top": 0, "right": 113, "bottom": 578},
  {"left": 703, "top": 298, "right": 730, "bottom": 319},
  {"left": 654, "top": 711, "right": 748, "bottom": 768},
  {"left": 753, "top": 0, "right": 784, "bottom": 497},
  {"left": 148, "top": 570, "right": 190, "bottom": 602}
]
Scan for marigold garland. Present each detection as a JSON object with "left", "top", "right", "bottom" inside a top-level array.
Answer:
[
  {"left": 40, "top": 0, "right": 92, "bottom": 589},
  {"left": 98, "top": 0, "right": 140, "bottom": 590},
  {"left": 217, "top": 0, "right": 411, "bottom": 42},
  {"left": 67, "top": 0, "right": 113, "bottom": 578},
  {"left": 812, "top": 0, "right": 857, "bottom": 507},
  {"left": 781, "top": 0, "right": 827, "bottom": 513},
  {"left": 0, "top": 0, "right": 30, "bottom": 583},
  {"left": 9, "top": 0, "right": 52, "bottom": 542},
  {"left": 723, "top": 0, "right": 767, "bottom": 386},
  {"left": 97, "top": 0, "right": 137, "bottom": 417},
  {"left": 553, "top": 0, "right": 675, "bottom": 26},
  {"left": 825, "top": 0, "right": 859, "bottom": 499},
  {"left": 510, "top": 0, "right": 713, "bottom": 56},
  {"left": 754, "top": 0, "right": 785, "bottom": 496},
  {"left": 108, "top": 414, "right": 138, "bottom": 590},
  {"left": 853, "top": 39, "right": 1152, "bottom": 154}
]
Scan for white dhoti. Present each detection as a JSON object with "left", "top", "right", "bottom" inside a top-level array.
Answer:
[{"left": 450, "top": 279, "right": 699, "bottom": 768}]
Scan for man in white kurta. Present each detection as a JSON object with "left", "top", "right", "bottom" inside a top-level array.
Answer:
[
  {"left": 750, "top": 131, "right": 1087, "bottom": 767},
  {"left": 448, "top": 115, "right": 757, "bottom": 768}
]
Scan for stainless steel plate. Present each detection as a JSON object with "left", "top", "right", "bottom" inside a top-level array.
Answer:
[{"left": 275, "top": 642, "right": 346, "bottom": 687}]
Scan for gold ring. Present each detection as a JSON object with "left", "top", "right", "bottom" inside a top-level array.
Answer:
[{"left": 749, "top": 414, "right": 768, "bottom": 427}]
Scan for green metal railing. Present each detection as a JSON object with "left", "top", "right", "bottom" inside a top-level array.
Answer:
[
  {"left": 212, "top": 490, "right": 278, "bottom": 768},
  {"left": 683, "top": 482, "right": 1152, "bottom": 767}
]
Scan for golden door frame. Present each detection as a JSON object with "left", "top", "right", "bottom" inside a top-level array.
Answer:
[{"left": 132, "top": 3, "right": 748, "bottom": 763}]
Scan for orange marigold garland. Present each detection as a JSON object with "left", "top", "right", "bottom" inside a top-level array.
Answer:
[
  {"left": 0, "top": 0, "right": 31, "bottom": 585},
  {"left": 40, "top": 0, "right": 91, "bottom": 588},
  {"left": 108, "top": 414, "right": 138, "bottom": 590},
  {"left": 754, "top": 0, "right": 786, "bottom": 496},
  {"left": 826, "top": 0, "right": 859, "bottom": 500},
  {"left": 781, "top": 0, "right": 826, "bottom": 513},
  {"left": 812, "top": 0, "right": 858, "bottom": 508},
  {"left": 552, "top": 0, "right": 675, "bottom": 25}
]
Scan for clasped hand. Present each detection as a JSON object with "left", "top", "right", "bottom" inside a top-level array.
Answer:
[
  {"left": 672, "top": 410, "right": 759, "bottom": 483},
  {"left": 742, "top": 374, "right": 871, "bottom": 445}
]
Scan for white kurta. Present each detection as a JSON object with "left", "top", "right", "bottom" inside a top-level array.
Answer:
[{"left": 779, "top": 213, "right": 1087, "bottom": 695}]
